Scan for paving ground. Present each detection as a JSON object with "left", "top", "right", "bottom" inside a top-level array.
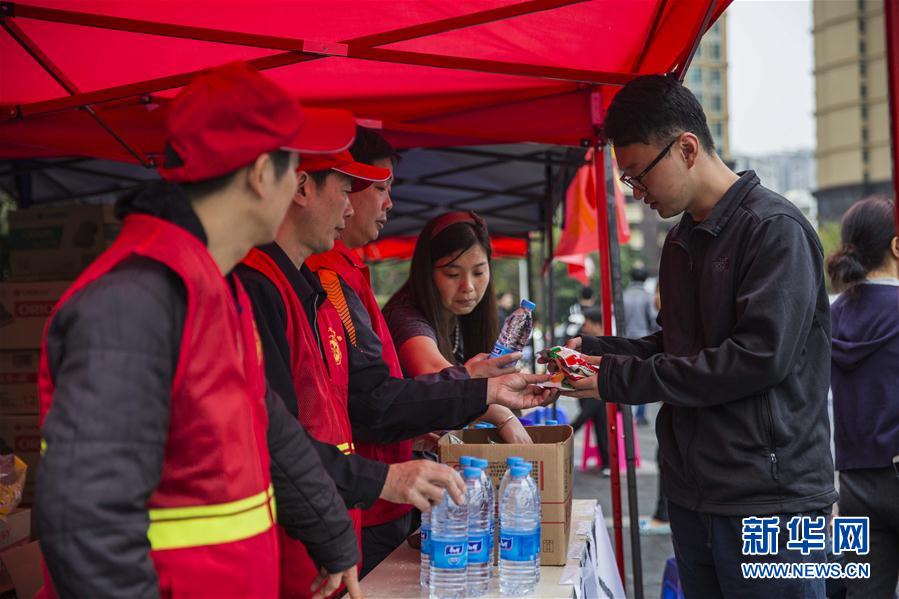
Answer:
[{"left": 562, "top": 397, "right": 671, "bottom": 599}]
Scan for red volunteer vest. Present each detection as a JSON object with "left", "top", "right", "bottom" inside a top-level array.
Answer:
[
  {"left": 241, "top": 248, "right": 361, "bottom": 599},
  {"left": 307, "top": 240, "right": 414, "bottom": 527},
  {"left": 37, "top": 214, "right": 278, "bottom": 598}
]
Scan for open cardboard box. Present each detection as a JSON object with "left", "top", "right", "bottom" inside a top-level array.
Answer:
[{"left": 438, "top": 424, "right": 574, "bottom": 566}]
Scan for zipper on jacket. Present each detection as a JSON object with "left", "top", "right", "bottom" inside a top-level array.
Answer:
[{"left": 763, "top": 394, "right": 779, "bottom": 481}]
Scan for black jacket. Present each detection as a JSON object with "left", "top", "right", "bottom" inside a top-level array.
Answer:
[
  {"left": 234, "top": 243, "right": 489, "bottom": 448},
  {"left": 36, "top": 183, "right": 359, "bottom": 598},
  {"left": 585, "top": 171, "right": 837, "bottom": 516}
]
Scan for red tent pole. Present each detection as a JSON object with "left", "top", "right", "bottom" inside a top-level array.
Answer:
[
  {"left": 886, "top": 0, "right": 899, "bottom": 232},
  {"left": 594, "top": 144, "right": 625, "bottom": 585}
]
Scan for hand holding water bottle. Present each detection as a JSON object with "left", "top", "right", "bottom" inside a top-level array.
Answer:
[{"left": 464, "top": 352, "right": 522, "bottom": 378}]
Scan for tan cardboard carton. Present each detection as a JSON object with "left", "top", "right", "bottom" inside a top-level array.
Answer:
[
  {"left": 0, "top": 281, "right": 70, "bottom": 350},
  {"left": 9, "top": 204, "right": 119, "bottom": 280},
  {"left": 438, "top": 424, "right": 574, "bottom": 566},
  {"left": 0, "top": 351, "right": 40, "bottom": 414},
  {"left": 0, "top": 415, "right": 41, "bottom": 505}
]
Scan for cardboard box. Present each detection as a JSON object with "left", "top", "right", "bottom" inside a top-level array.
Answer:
[
  {"left": 9, "top": 204, "right": 119, "bottom": 280},
  {"left": 0, "top": 281, "right": 70, "bottom": 350},
  {"left": 438, "top": 424, "right": 574, "bottom": 566},
  {"left": 0, "top": 416, "right": 41, "bottom": 505},
  {"left": 0, "top": 351, "right": 40, "bottom": 414},
  {"left": 0, "top": 509, "right": 31, "bottom": 552},
  {"left": 0, "top": 540, "right": 42, "bottom": 599}
]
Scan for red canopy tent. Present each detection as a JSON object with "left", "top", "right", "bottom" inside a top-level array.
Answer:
[{"left": 0, "top": 1, "right": 737, "bottom": 594}]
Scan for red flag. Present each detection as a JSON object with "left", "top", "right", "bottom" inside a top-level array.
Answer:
[{"left": 555, "top": 148, "right": 629, "bottom": 283}]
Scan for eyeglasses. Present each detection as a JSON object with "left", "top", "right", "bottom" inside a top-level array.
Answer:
[{"left": 618, "top": 137, "right": 678, "bottom": 194}]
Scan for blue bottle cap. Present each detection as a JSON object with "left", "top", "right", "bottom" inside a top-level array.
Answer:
[
  {"left": 520, "top": 299, "right": 536, "bottom": 311},
  {"left": 474, "top": 422, "right": 495, "bottom": 429},
  {"left": 510, "top": 466, "right": 530, "bottom": 477},
  {"left": 460, "top": 456, "right": 474, "bottom": 466},
  {"left": 473, "top": 458, "right": 489, "bottom": 469},
  {"left": 506, "top": 456, "right": 524, "bottom": 466},
  {"left": 545, "top": 419, "right": 558, "bottom": 425},
  {"left": 463, "top": 467, "right": 482, "bottom": 479}
]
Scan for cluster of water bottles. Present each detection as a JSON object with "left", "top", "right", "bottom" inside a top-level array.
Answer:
[{"left": 421, "top": 455, "right": 541, "bottom": 598}]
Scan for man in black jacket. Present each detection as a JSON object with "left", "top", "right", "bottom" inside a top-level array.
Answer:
[{"left": 567, "top": 75, "right": 837, "bottom": 598}]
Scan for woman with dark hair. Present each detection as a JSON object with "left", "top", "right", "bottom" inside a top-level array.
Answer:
[
  {"left": 826, "top": 195, "right": 899, "bottom": 598},
  {"left": 383, "top": 211, "right": 533, "bottom": 444}
]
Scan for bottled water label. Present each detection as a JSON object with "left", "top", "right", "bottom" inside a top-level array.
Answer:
[
  {"left": 431, "top": 539, "right": 467, "bottom": 569},
  {"left": 467, "top": 533, "right": 491, "bottom": 564},
  {"left": 421, "top": 528, "right": 431, "bottom": 555},
  {"left": 490, "top": 342, "right": 515, "bottom": 357},
  {"left": 500, "top": 531, "right": 539, "bottom": 562}
]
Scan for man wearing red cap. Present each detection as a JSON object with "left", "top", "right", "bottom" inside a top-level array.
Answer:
[
  {"left": 236, "top": 146, "right": 552, "bottom": 594},
  {"left": 36, "top": 62, "right": 363, "bottom": 599},
  {"left": 305, "top": 128, "right": 534, "bottom": 574}
]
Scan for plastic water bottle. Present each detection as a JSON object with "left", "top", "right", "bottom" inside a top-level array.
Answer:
[
  {"left": 471, "top": 458, "right": 495, "bottom": 571},
  {"left": 491, "top": 299, "right": 536, "bottom": 357},
  {"left": 499, "top": 466, "right": 540, "bottom": 595},
  {"left": 545, "top": 419, "right": 558, "bottom": 426},
  {"left": 520, "top": 462, "right": 542, "bottom": 581},
  {"left": 458, "top": 455, "right": 474, "bottom": 471},
  {"left": 464, "top": 467, "right": 491, "bottom": 597},
  {"left": 497, "top": 457, "right": 525, "bottom": 571},
  {"left": 430, "top": 478, "right": 469, "bottom": 599},
  {"left": 421, "top": 507, "right": 431, "bottom": 588}
]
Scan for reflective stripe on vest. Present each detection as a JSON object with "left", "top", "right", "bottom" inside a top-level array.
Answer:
[
  {"left": 147, "top": 485, "right": 276, "bottom": 551},
  {"left": 336, "top": 441, "right": 355, "bottom": 455}
]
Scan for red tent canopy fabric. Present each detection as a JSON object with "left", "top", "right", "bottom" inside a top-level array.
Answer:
[
  {"left": 1, "top": 0, "right": 729, "bottom": 163},
  {"left": 360, "top": 234, "right": 527, "bottom": 262}
]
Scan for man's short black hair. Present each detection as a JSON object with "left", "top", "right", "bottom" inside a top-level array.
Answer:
[
  {"left": 180, "top": 150, "right": 293, "bottom": 201},
  {"left": 583, "top": 306, "right": 603, "bottom": 325},
  {"left": 349, "top": 126, "right": 398, "bottom": 167},
  {"left": 604, "top": 75, "right": 715, "bottom": 153},
  {"left": 578, "top": 286, "right": 594, "bottom": 301},
  {"left": 306, "top": 169, "right": 352, "bottom": 189},
  {"left": 630, "top": 266, "right": 648, "bottom": 282}
]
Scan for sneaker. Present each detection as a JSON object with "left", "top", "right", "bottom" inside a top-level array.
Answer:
[
  {"left": 600, "top": 467, "right": 611, "bottom": 478},
  {"left": 638, "top": 517, "right": 671, "bottom": 536}
]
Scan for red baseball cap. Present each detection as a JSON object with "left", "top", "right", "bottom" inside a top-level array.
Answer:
[
  {"left": 158, "top": 61, "right": 356, "bottom": 183},
  {"left": 299, "top": 150, "right": 392, "bottom": 192}
]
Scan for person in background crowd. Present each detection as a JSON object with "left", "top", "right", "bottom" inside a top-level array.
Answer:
[
  {"left": 568, "top": 306, "right": 610, "bottom": 477},
  {"left": 383, "top": 211, "right": 537, "bottom": 445},
  {"left": 564, "top": 74, "right": 836, "bottom": 598},
  {"left": 36, "top": 62, "right": 362, "bottom": 599},
  {"left": 624, "top": 265, "right": 655, "bottom": 426},
  {"left": 566, "top": 285, "right": 596, "bottom": 337},
  {"left": 826, "top": 196, "right": 899, "bottom": 599},
  {"left": 497, "top": 290, "right": 516, "bottom": 324}
]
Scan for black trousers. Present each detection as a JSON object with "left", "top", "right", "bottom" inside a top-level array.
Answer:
[
  {"left": 838, "top": 468, "right": 899, "bottom": 598},
  {"left": 360, "top": 510, "right": 419, "bottom": 578},
  {"left": 571, "top": 397, "right": 609, "bottom": 468}
]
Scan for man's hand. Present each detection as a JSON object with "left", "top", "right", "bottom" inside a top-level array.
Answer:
[
  {"left": 310, "top": 565, "right": 363, "bottom": 599},
  {"left": 487, "top": 373, "right": 553, "bottom": 410},
  {"left": 464, "top": 352, "right": 522, "bottom": 378},
  {"left": 411, "top": 432, "right": 441, "bottom": 453},
  {"left": 567, "top": 355, "right": 603, "bottom": 399},
  {"left": 380, "top": 460, "right": 466, "bottom": 512},
  {"left": 565, "top": 337, "right": 582, "bottom": 351}
]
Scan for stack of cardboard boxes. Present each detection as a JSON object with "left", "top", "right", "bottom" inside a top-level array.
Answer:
[{"left": 0, "top": 204, "right": 119, "bottom": 504}]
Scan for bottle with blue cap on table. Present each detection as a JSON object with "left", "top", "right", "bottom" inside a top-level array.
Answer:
[
  {"left": 430, "top": 470, "right": 469, "bottom": 599},
  {"left": 464, "top": 466, "right": 491, "bottom": 596},
  {"left": 499, "top": 464, "right": 540, "bottom": 594},
  {"left": 491, "top": 299, "right": 536, "bottom": 358}
]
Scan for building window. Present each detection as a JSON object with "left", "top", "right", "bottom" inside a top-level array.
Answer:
[
  {"left": 695, "top": 91, "right": 704, "bottom": 106},
  {"left": 860, "top": 83, "right": 867, "bottom": 98},
  {"left": 861, "top": 104, "right": 868, "bottom": 119},
  {"left": 711, "top": 94, "right": 722, "bottom": 112},
  {"left": 859, "top": 60, "right": 867, "bottom": 76},
  {"left": 710, "top": 69, "right": 721, "bottom": 86},
  {"left": 689, "top": 68, "right": 702, "bottom": 87},
  {"left": 862, "top": 149, "right": 869, "bottom": 164},
  {"left": 857, "top": 0, "right": 865, "bottom": 11},
  {"left": 713, "top": 122, "right": 723, "bottom": 139},
  {"left": 858, "top": 17, "right": 866, "bottom": 33},
  {"left": 861, "top": 127, "right": 869, "bottom": 143},
  {"left": 859, "top": 38, "right": 866, "bottom": 55},
  {"left": 709, "top": 42, "right": 720, "bottom": 59}
]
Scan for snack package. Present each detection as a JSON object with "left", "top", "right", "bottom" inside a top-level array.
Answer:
[
  {"left": 0, "top": 455, "right": 27, "bottom": 519},
  {"left": 537, "top": 346, "right": 599, "bottom": 390}
]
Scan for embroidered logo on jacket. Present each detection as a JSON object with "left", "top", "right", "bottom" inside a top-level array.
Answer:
[{"left": 328, "top": 326, "right": 343, "bottom": 366}]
